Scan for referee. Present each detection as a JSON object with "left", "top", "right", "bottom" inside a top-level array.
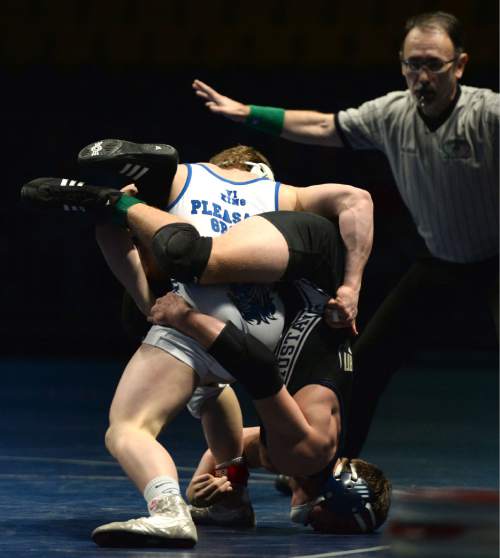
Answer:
[{"left": 192, "top": 11, "right": 499, "bottom": 456}]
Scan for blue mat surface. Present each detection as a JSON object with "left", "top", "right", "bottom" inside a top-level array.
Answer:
[{"left": 0, "top": 353, "right": 497, "bottom": 557}]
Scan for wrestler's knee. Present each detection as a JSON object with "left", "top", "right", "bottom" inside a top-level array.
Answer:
[
  {"left": 104, "top": 423, "right": 125, "bottom": 457},
  {"left": 151, "top": 222, "right": 213, "bottom": 282},
  {"left": 104, "top": 420, "right": 162, "bottom": 457}
]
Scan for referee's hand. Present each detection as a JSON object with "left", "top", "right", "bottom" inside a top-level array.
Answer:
[{"left": 193, "top": 79, "right": 250, "bottom": 122}]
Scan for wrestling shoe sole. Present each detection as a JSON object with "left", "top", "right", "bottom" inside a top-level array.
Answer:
[
  {"left": 92, "top": 529, "right": 196, "bottom": 548},
  {"left": 78, "top": 139, "right": 179, "bottom": 182},
  {"left": 20, "top": 177, "right": 120, "bottom": 211}
]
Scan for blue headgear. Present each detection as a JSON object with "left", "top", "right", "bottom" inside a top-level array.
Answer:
[{"left": 290, "top": 459, "right": 377, "bottom": 532}]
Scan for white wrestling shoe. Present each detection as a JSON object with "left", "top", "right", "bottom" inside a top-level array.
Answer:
[
  {"left": 189, "top": 488, "right": 255, "bottom": 528},
  {"left": 91, "top": 495, "right": 197, "bottom": 548}
]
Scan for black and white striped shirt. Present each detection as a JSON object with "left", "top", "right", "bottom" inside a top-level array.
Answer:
[{"left": 337, "top": 85, "right": 499, "bottom": 263}]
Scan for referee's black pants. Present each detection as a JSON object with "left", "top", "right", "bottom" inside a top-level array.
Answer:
[{"left": 345, "top": 254, "right": 498, "bottom": 457}]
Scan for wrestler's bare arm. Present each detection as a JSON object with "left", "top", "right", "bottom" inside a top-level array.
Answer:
[
  {"left": 186, "top": 427, "right": 262, "bottom": 505},
  {"left": 95, "top": 166, "right": 191, "bottom": 316},
  {"left": 96, "top": 223, "right": 154, "bottom": 315},
  {"left": 281, "top": 183, "right": 373, "bottom": 291},
  {"left": 280, "top": 182, "right": 374, "bottom": 330}
]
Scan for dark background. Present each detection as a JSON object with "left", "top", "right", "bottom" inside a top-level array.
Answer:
[{"left": 2, "top": 0, "right": 498, "bottom": 359}]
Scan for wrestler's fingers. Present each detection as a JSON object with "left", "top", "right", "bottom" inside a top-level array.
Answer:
[
  {"left": 194, "top": 483, "right": 216, "bottom": 498},
  {"left": 218, "top": 480, "right": 233, "bottom": 494},
  {"left": 120, "top": 183, "right": 138, "bottom": 196},
  {"left": 324, "top": 311, "right": 357, "bottom": 333},
  {"left": 195, "top": 474, "right": 227, "bottom": 491},
  {"left": 193, "top": 483, "right": 217, "bottom": 500},
  {"left": 195, "top": 478, "right": 232, "bottom": 501},
  {"left": 191, "top": 473, "right": 213, "bottom": 483}
]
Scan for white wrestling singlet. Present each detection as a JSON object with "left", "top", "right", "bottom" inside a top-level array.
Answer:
[{"left": 143, "top": 163, "right": 285, "bottom": 395}]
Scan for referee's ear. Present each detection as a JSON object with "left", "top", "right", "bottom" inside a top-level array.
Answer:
[{"left": 454, "top": 52, "right": 469, "bottom": 80}]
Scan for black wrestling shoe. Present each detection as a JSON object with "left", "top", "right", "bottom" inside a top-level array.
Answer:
[
  {"left": 78, "top": 139, "right": 179, "bottom": 207},
  {"left": 20, "top": 177, "right": 122, "bottom": 213}
]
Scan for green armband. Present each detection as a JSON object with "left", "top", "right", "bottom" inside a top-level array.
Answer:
[
  {"left": 245, "top": 105, "right": 285, "bottom": 136},
  {"left": 112, "top": 195, "right": 145, "bottom": 227}
]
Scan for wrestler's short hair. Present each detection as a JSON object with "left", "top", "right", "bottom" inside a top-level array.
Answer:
[
  {"left": 351, "top": 458, "right": 391, "bottom": 529},
  {"left": 402, "top": 11, "right": 464, "bottom": 53},
  {"left": 209, "top": 145, "right": 272, "bottom": 172}
]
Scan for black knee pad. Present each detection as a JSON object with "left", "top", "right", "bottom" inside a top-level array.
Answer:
[
  {"left": 208, "top": 321, "right": 283, "bottom": 400},
  {"left": 151, "top": 222, "right": 212, "bottom": 283}
]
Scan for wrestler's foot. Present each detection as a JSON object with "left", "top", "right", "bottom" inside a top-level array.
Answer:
[
  {"left": 20, "top": 177, "right": 122, "bottom": 213},
  {"left": 189, "top": 487, "right": 255, "bottom": 528},
  {"left": 189, "top": 501, "right": 255, "bottom": 528},
  {"left": 78, "top": 139, "right": 179, "bottom": 206},
  {"left": 91, "top": 495, "right": 197, "bottom": 548}
]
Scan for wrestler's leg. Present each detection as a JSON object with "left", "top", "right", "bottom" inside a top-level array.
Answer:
[
  {"left": 22, "top": 178, "right": 337, "bottom": 287},
  {"left": 190, "top": 388, "right": 255, "bottom": 527},
  {"left": 105, "top": 343, "right": 197, "bottom": 491},
  {"left": 157, "top": 292, "right": 334, "bottom": 477},
  {"left": 126, "top": 203, "right": 190, "bottom": 246},
  {"left": 126, "top": 204, "right": 289, "bottom": 283},
  {"left": 199, "top": 386, "right": 244, "bottom": 462},
  {"left": 92, "top": 344, "right": 198, "bottom": 547},
  {"left": 127, "top": 205, "right": 340, "bottom": 289}
]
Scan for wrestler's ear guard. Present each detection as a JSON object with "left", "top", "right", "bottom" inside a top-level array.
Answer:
[
  {"left": 321, "top": 459, "right": 377, "bottom": 533},
  {"left": 244, "top": 161, "right": 275, "bottom": 180}
]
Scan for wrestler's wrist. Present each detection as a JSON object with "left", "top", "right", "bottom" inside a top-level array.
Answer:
[
  {"left": 339, "top": 280, "right": 361, "bottom": 294},
  {"left": 170, "top": 307, "right": 197, "bottom": 334},
  {"left": 177, "top": 309, "right": 225, "bottom": 348}
]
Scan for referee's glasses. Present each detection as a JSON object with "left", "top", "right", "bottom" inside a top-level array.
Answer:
[{"left": 400, "top": 56, "right": 458, "bottom": 74}]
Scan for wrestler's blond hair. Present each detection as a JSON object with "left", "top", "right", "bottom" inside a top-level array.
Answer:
[{"left": 209, "top": 145, "right": 271, "bottom": 172}]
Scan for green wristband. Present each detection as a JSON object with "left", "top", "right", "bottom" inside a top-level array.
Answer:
[
  {"left": 112, "top": 195, "right": 145, "bottom": 227},
  {"left": 245, "top": 105, "right": 285, "bottom": 136}
]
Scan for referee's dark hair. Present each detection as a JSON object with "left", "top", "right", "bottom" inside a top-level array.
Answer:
[{"left": 402, "top": 11, "right": 465, "bottom": 54}]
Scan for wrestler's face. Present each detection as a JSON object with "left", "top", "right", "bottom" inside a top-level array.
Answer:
[
  {"left": 401, "top": 26, "right": 468, "bottom": 118},
  {"left": 308, "top": 501, "right": 361, "bottom": 534}
]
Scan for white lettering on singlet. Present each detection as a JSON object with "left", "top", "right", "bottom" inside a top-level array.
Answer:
[{"left": 276, "top": 311, "right": 321, "bottom": 386}]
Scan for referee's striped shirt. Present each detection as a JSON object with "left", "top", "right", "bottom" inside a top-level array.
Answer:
[{"left": 337, "top": 85, "right": 499, "bottom": 263}]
